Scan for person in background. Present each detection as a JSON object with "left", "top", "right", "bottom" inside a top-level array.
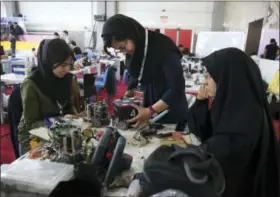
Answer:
[
  {"left": 276, "top": 47, "right": 280, "bottom": 61},
  {"left": 62, "top": 30, "right": 70, "bottom": 45},
  {"left": 178, "top": 44, "right": 185, "bottom": 54},
  {"left": 0, "top": 45, "right": 8, "bottom": 75},
  {"left": 14, "top": 22, "right": 24, "bottom": 40},
  {"left": 178, "top": 44, "right": 190, "bottom": 56},
  {"left": 155, "top": 29, "right": 160, "bottom": 33},
  {"left": 53, "top": 32, "right": 60, "bottom": 39},
  {"left": 102, "top": 14, "right": 188, "bottom": 131},
  {"left": 70, "top": 40, "right": 82, "bottom": 55},
  {"left": 188, "top": 48, "right": 279, "bottom": 197},
  {"left": 30, "top": 48, "right": 37, "bottom": 67},
  {"left": 18, "top": 39, "right": 77, "bottom": 154},
  {"left": 264, "top": 38, "right": 279, "bottom": 60},
  {"left": 8, "top": 21, "right": 16, "bottom": 57}
]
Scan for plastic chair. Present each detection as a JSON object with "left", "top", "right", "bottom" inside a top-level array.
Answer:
[
  {"left": 95, "top": 65, "right": 111, "bottom": 94},
  {"left": 8, "top": 59, "right": 25, "bottom": 74},
  {"left": 11, "top": 63, "right": 26, "bottom": 75},
  {"left": 7, "top": 86, "right": 23, "bottom": 158},
  {"left": 122, "top": 69, "right": 129, "bottom": 84}
]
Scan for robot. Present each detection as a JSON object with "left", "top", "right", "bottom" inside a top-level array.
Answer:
[
  {"left": 84, "top": 101, "right": 110, "bottom": 128},
  {"left": 44, "top": 118, "right": 84, "bottom": 164},
  {"left": 112, "top": 97, "right": 142, "bottom": 130}
]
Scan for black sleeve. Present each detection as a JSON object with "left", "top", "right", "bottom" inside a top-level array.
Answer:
[
  {"left": 188, "top": 99, "right": 213, "bottom": 141},
  {"left": 127, "top": 75, "right": 138, "bottom": 90},
  {"left": 265, "top": 45, "right": 269, "bottom": 50},
  {"left": 161, "top": 52, "right": 185, "bottom": 106}
]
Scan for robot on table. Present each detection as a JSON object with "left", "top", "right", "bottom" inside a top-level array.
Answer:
[{"left": 112, "top": 97, "right": 142, "bottom": 130}]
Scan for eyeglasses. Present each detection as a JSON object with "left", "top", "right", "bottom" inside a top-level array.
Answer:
[{"left": 113, "top": 40, "right": 128, "bottom": 53}]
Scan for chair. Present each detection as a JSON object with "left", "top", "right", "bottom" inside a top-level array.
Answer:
[
  {"left": 122, "top": 69, "right": 129, "bottom": 84},
  {"left": 95, "top": 65, "right": 111, "bottom": 93},
  {"left": 7, "top": 86, "right": 23, "bottom": 158},
  {"left": 10, "top": 61, "right": 26, "bottom": 75},
  {"left": 83, "top": 73, "right": 97, "bottom": 103}
]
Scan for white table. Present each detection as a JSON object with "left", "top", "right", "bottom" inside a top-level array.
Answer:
[
  {"left": 70, "top": 64, "right": 98, "bottom": 75},
  {"left": 1, "top": 73, "right": 26, "bottom": 84},
  {"left": 12, "top": 119, "right": 200, "bottom": 196}
]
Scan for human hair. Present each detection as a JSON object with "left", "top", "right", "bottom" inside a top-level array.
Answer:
[
  {"left": 14, "top": 22, "right": 18, "bottom": 25},
  {"left": 47, "top": 39, "right": 72, "bottom": 67},
  {"left": 54, "top": 32, "right": 59, "bottom": 37},
  {"left": 155, "top": 29, "right": 160, "bottom": 33},
  {"left": 63, "top": 30, "right": 68, "bottom": 35},
  {"left": 70, "top": 40, "right": 76, "bottom": 46},
  {"left": 251, "top": 52, "right": 257, "bottom": 55},
  {"left": 102, "top": 34, "right": 128, "bottom": 56},
  {"left": 270, "top": 38, "right": 276, "bottom": 44},
  {"left": 31, "top": 48, "right": 36, "bottom": 52}
]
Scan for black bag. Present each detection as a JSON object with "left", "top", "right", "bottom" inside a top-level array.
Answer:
[{"left": 141, "top": 145, "right": 225, "bottom": 197}]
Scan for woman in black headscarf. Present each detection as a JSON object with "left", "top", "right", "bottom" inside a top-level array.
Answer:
[
  {"left": 188, "top": 48, "right": 280, "bottom": 197},
  {"left": 18, "top": 39, "right": 76, "bottom": 153},
  {"left": 102, "top": 14, "right": 188, "bottom": 129}
]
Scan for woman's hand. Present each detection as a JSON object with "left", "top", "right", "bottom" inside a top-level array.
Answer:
[
  {"left": 124, "top": 90, "right": 135, "bottom": 98},
  {"left": 128, "top": 104, "right": 151, "bottom": 128},
  {"left": 197, "top": 85, "right": 208, "bottom": 100}
]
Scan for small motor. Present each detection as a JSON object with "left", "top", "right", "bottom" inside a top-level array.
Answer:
[{"left": 112, "top": 97, "right": 142, "bottom": 130}]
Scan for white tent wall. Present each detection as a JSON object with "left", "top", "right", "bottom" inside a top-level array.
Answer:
[
  {"left": 13, "top": 1, "right": 276, "bottom": 51},
  {"left": 1, "top": 2, "right": 7, "bottom": 17},
  {"left": 18, "top": 2, "right": 94, "bottom": 31},
  {"left": 117, "top": 2, "right": 215, "bottom": 33},
  {"left": 223, "top": 2, "right": 269, "bottom": 32}
]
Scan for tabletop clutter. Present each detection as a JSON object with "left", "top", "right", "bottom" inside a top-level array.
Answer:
[
  {"left": 0, "top": 96, "right": 200, "bottom": 197},
  {"left": 1, "top": 54, "right": 204, "bottom": 197}
]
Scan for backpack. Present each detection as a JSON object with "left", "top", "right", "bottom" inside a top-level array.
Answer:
[{"left": 141, "top": 145, "right": 225, "bottom": 197}]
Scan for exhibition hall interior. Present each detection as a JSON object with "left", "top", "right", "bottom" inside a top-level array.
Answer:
[{"left": 0, "top": 1, "right": 279, "bottom": 197}]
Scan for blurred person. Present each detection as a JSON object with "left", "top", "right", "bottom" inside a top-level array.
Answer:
[
  {"left": 8, "top": 21, "right": 16, "bottom": 56},
  {"left": 62, "top": 30, "right": 70, "bottom": 45},
  {"left": 264, "top": 38, "right": 279, "bottom": 60},
  {"left": 53, "top": 32, "right": 60, "bottom": 39},
  {"left": 0, "top": 45, "right": 8, "bottom": 74},
  {"left": 18, "top": 39, "right": 77, "bottom": 153},
  {"left": 70, "top": 40, "right": 82, "bottom": 55},
  {"left": 276, "top": 47, "right": 280, "bottom": 61},
  {"left": 188, "top": 48, "right": 280, "bottom": 197},
  {"left": 102, "top": 14, "right": 188, "bottom": 131},
  {"left": 14, "top": 22, "right": 24, "bottom": 40}
]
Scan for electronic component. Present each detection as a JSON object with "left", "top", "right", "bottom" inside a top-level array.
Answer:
[
  {"left": 112, "top": 97, "right": 142, "bottom": 130},
  {"left": 130, "top": 110, "right": 169, "bottom": 147},
  {"left": 84, "top": 101, "right": 110, "bottom": 128}
]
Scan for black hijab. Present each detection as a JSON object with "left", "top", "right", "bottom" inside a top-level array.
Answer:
[
  {"left": 102, "top": 14, "right": 181, "bottom": 84},
  {"left": 29, "top": 39, "right": 73, "bottom": 106},
  {"left": 202, "top": 48, "right": 280, "bottom": 196}
]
